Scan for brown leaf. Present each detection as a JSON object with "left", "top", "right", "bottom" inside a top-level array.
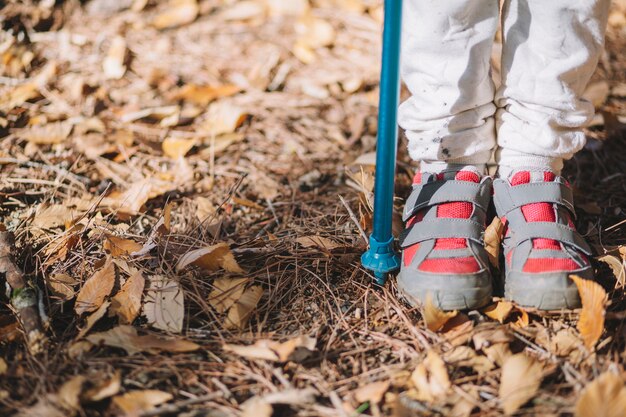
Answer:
[
  {"left": 77, "top": 300, "right": 110, "bottom": 339},
  {"left": 0, "top": 82, "right": 41, "bottom": 111},
  {"left": 484, "top": 217, "right": 504, "bottom": 268},
  {"left": 176, "top": 243, "right": 244, "bottom": 273},
  {"left": 103, "top": 36, "right": 126, "bottom": 80},
  {"left": 410, "top": 350, "right": 451, "bottom": 403},
  {"left": 103, "top": 235, "right": 143, "bottom": 257},
  {"left": 482, "top": 300, "right": 514, "bottom": 323},
  {"left": 583, "top": 81, "right": 610, "bottom": 108},
  {"left": 75, "top": 258, "right": 115, "bottom": 315},
  {"left": 162, "top": 137, "right": 196, "bottom": 159},
  {"left": 224, "top": 336, "right": 316, "bottom": 363},
  {"left": 296, "top": 235, "right": 341, "bottom": 251},
  {"left": 86, "top": 325, "right": 199, "bottom": 355},
  {"left": 354, "top": 381, "right": 390, "bottom": 404},
  {"left": 575, "top": 372, "right": 626, "bottom": 417},
  {"left": 598, "top": 255, "right": 626, "bottom": 288},
  {"left": 113, "top": 390, "right": 173, "bottom": 416},
  {"left": 83, "top": 372, "right": 121, "bottom": 402},
  {"left": 21, "top": 121, "right": 73, "bottom": 145},
  {"left": 152, "top": 0, "right": 198, "bottom": 29},
  {"left": 208, "top": 277, "right": 249, "bottom": 313},
  {"left": 169, "top": 84, "right": 241, "bottom": 105},
  {"left": 47, "top": 273, "right": 78, "bottom": 301},
  {"left": 110, "top": 270, "right": 145, "bottom": 324},
  {"left": 499, "top": 353, "right": 544, "bottom": 415},
  {"left": 58, "top": 375, "right": 86, "bottom": 411},
  {"left": 423, "top": 293, "right": 458, "bottom": 332},
  {"left": 32, "top": 203, "right": 75, "bottom": 230},
  {"left": 225, "top": 285, "right": 263, "bottom": 329},
  {"left": 143, "top": 276, "right": 184, "bottom": 333},
  {"left": 571, "top": 275, "right": 607, "bottom": 350}
]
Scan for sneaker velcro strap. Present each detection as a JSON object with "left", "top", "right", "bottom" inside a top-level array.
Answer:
[
  {"left": 508, "top": 222, "right": 592, "bottom": 255},
  {"left": 493, "top": 179, "right": 575, "bottom": 217},
  {"left": 402, "top": 178, "right": 492, "bottom": 222},
  {"left": 399, "top": 218, "right": 485, "bottom": 248}
]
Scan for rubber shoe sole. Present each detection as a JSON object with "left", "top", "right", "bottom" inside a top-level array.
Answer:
[{"left": 397, "top": 269, "right": 492, "bottom": 311}]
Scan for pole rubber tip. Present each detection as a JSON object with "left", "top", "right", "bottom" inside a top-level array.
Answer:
[{"left": 361, "top": 235, "right": 400, "bottom": 285}]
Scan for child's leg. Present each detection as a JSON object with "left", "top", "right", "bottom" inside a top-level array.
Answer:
[
  {"left": 494, "top": 0, "right": 610, "bottom": 309},
  {"left": 397, "top": 0, "right": 499, "bottom": 310},
  {"left": 399, "top": 0, "right": 500, "bottom": 173},
  {"left": 496, "top": 0, "right": 611, "bottom": 175}
]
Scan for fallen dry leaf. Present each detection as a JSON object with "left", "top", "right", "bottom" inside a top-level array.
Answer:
[
  {"left": 20, "top": 121, "right": 73, "bottom": 145},
  {"left": 499, "top": 353, "right": 544, "bottom": 415},
  {"left": 423, "top": 293, "right": 458, "bottom": 332},
  {"left": 110, "top": 270, "right": 145, "bottom": 324},
  {"left": 354, "top": 380, "right": 390, "bottom": 404},
  {"left": 77, "top": 300, "right": 110, "bottom": 339},
  {"left": 224, "top": 336, "right": 316, "bottom": 362},
  {"left": 103, "top": 235, "right": 143, "bottom": 257},
  {"left": 75, "top": 258, "right": 115, "bottom": 315},
  {"left": 410, "top": 350, "right": 451, "bottom": 403},
  {"left": 176, "top": 243, "right": 244, "bottom": 273},
  {"left": 296, "top": 235, "right": 341, "bottom": 251},
  {"left": 208, "top": 277, "right": 249, "bottom": 313},
  {"left": 113, "top": 390, "right": 173, "bottom": 416},
  {"left": 83, "top": 372, "right": 121, "bottom": 402},
  {"left": 484, "top": 216, "right": 504, "bottom": 268},
  {"left": 482, "top": 300, "right": 514, "bottom": 323},
  {"left": 57, "top": 375, "right": 86, "bottom": 411},
  {"left": 202, "top": 101, "right": 247, "bottom": 136},
  {"left": 47, "top": 273, "right": 78, "bottom": 300},
  {"left": 598, "top": 254, "right": 626, "bottom": 288},
  {"left": 103, "top": 36, "right": 126, "bottom": 80},
  {"left": 575, "top": 371, "right": 626, "bottom": 417},
  {"left": 152, "top": 0, "right": 198, "bottom": 29},
  {"left": 169, "top": 84, "right": 241, "bottom": 105},
  {"left": 143, "top": 276, "right": 184, "bottom": 333},
  {"left": 162, "top": 137, "right": 196, "bottom": 159},
  {"left": 86, "top": 325, "right": 199, "bottom": 355},
  {"left": 225, "top": 285, "right": 264, "bottom": 329},
  {"left": 571, "top": 275, "right": 607, "bottom": 350}
]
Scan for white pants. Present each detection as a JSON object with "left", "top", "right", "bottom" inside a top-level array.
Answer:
[{"left": 398, "top": 0, "right": 611, "bottom": 173}]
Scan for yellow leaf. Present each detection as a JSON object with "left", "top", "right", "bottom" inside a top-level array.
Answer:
[
  {"left": 152, "top": 0, "right": 198, "bottom": 29},
  {"left": 169, "top": 84, "right": 241, "bottom": 105},
  {"left": 0, "top": 82, "right": 40, "bottom": 111},
  {"left": 176, "top": 243, "right": 244, "bottom": 273},
  {"left": 296, "top": 14, "right": 335, "bottom": 49},
  {"left": 103, "top": 235, "right": 143, "bottom": 257},
  {"left": 484, "top": 217, "right": 504, "bottom": 268},
  {"left": 110, "top": 270, "right": 145, "bottom": 324},
  {"left": 423, "top": 293, "right": 458, "bottom": 332},
  {"left": 575, "top": 372, "right": 626, "bottom": 417},
  {"left": 264, "top": 0, "right": 310, "bottom": 16},
  {"left": 113, "top": 390, "right": 173, "bottom": 415},
  {"left": 499, "top": 353, "right": 544, "bottom": 415},
  {"left": 571, "top": 275, "right": 607, "bottom": 350},
  {"left": 410, "top": 350, "right": 451, "bottom": 403},
  {"left": 225, "top": 285, "right": 263, "bottom": 329},
  {"left": 220, "top": 1, "right": 265, "bottom": 21},
  {"left": 103, "top": 36, "right": 126, "bottom": 80},
  {"left": 208, "top": 277, "right": 249, "bottom": 313},
  {"left": 224, "top": 335, "right": 316, "bottom": 362},
  {"left": 75, "top": 258, "right": 115, "bottom": 315},
  {"left": 482, "top": 300, "right": 514, "bottom": 323},
  {"left": 86, "top": 325, "right": 199, "bottom": 355},
  {"left": 162, "top": 137, "right": 195, "bottom": 159}
]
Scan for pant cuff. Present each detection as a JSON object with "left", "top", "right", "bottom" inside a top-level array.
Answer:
[{"left": 496, "top": 148, "right": 564, "bottom": 177}]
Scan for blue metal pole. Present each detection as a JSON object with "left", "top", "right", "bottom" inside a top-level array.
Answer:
[{"left": 361, "top": 0, "right": 402, "bottom": 285}]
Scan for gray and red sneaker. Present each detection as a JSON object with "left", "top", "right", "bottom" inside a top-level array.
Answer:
[
  {"left": 494, "top": 171, "right": 593, "bottom": 310},
  {"left": 397, "top": 169, "right": 493, "bottom": 311}
]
